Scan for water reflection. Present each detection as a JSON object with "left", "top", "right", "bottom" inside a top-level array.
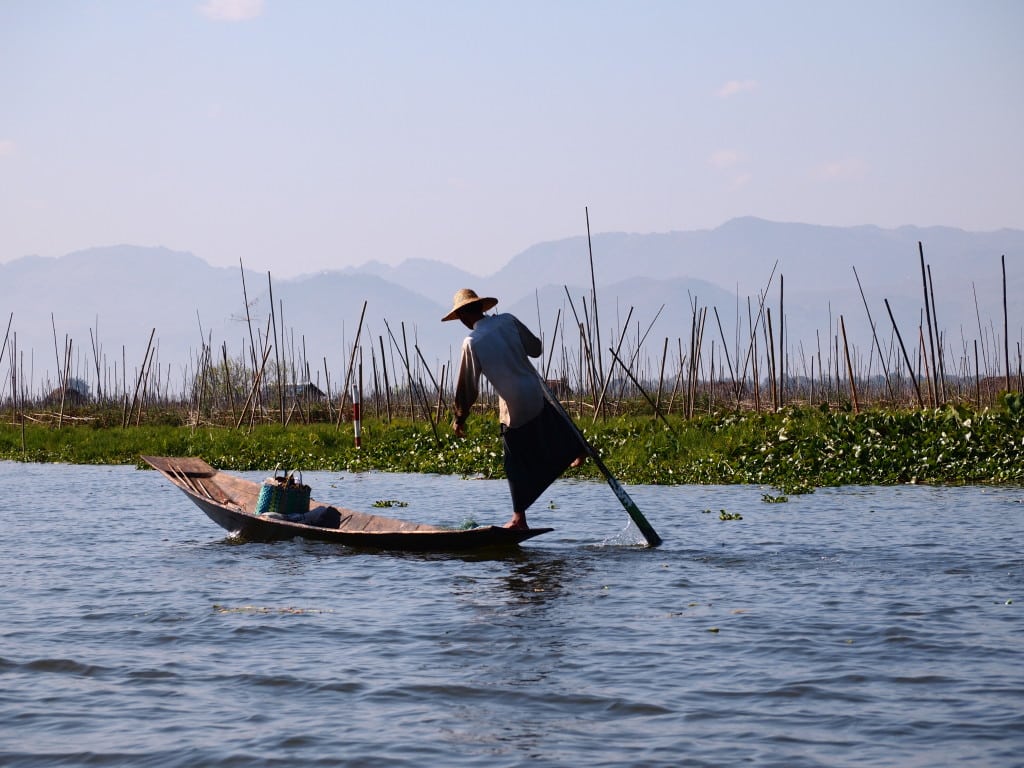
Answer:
[{"left": 498, "top": 552, "right": 573, "bottom": 605}]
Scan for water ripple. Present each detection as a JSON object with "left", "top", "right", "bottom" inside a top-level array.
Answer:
[{"left": 0, "top": 463, "right": 1021, "bottom": 766}]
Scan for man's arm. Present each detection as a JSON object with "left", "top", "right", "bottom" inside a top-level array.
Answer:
[
  {"left": 452, "top": 338, "right": 480, "bottom": 436},
  {"left": 513, "top": 316, "right": 543, "bottom": 358}
]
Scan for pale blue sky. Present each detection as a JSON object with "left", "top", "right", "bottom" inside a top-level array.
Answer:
[{"left": 2, "top": 0, "right": 1021, "bottom": 276}]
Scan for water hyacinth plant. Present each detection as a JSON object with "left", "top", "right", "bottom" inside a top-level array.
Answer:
[{"left": 2, "top": 402, "right": 1022, "bottom": 490}]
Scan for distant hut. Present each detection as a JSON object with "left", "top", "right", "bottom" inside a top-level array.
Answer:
[
  {"left": 280, "top": 382, "right": 326, "bottom": 403},
  {"left": 46, "top": 377, "right": 90, "bottom": 406},
  {"left": 545, "top": 378, "right": 572, "bottom": 399}
]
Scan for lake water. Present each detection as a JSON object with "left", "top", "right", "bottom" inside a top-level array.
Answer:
[{"left": 1, "top": 461, "right": 1022, "bottom": 767}]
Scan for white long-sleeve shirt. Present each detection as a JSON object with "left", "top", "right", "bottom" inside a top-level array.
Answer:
[{"left": 453, "top": 313, "right": 543, "bottom": 428}]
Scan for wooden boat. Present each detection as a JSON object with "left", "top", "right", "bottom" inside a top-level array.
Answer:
[{"left": 142, "top": 456, "right": 552, "bottom": 551}]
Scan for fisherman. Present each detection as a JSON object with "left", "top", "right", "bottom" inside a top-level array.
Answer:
[{"left": 443, "top": 288, "right": 585, "bottom": 530}]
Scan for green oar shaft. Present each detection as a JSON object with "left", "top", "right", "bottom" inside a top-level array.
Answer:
[{"left": 540, "top": 378, "right": 663, "bottom": 547}]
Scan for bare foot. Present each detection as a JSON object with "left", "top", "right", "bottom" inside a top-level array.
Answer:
[
  {"left": 503, "top": 515, "right": 529, "bottom": 530},
  {"left": 570, "top": 454, "right": 586, "bottom": 468}
]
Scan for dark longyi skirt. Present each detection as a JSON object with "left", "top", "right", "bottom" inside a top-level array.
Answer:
[{"left": 502, "top": 400, "right": 585, "bottom": 513}]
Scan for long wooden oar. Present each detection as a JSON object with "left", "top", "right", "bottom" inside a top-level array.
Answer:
[{"left": 538, "top": 377, "right": 663, "bottom": 547}]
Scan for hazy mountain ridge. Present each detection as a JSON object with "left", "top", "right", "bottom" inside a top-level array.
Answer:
[
  {"left": 338, "top": 258, "right": 480, "bottom": 301},
  {"left": 1, "top": 219, "right": 1021, "bottom": 392},
  {"left": 493, "top": 218, "right": 1024, "bottom": 299}
]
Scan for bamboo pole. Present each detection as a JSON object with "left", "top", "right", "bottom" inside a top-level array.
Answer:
[
  {"left": 918, "top": 243, "right": 939, "bottom": 405},
  {"left": 751, "top": 300, "right": 761, "bottom": 412},
  {"left": 222, "top": 342, "right": 236, "bottom": 424},
  {"left": 135, "top": 340, "right": 158, "bottom": 427},
  {"left": 816, "top": 328, "right": 825, "bottom": 407},
  {"left": 543, "top": 308, "right": 562, "bottom": 380},
  {"left": 609, "top": 305, "right": 664, "bottom": 411},
  {"left": 778, "top": 274, "right": 785, "bottom": 407},
  {"left": 1003, "top": 254, "right": 1011, "bottom": 393},
  {"left": 263, "top": 273, "right": 282, "bottom": 425},
  {"left": 685, "top": 305, "right": 697, "bottom": 418},
  {"left": 607, "top": 347, "right": 676, "bottom": 433},
  {"left": 193, "top": 344, "right": 208, "bottom": 429},
  {"left": 323, "top": 356, "right": 335, "bottom": 421},
  {"left": 239, "top": 259, "right": 258, "bottom": 375},
  {"left": 766, "top": 307, "right": 778, "bottom": 410},
  {"left": 692, "top": 307, "right": 707, "bottom": 418},
  {"left": 368, "top": 347, "right": 379, "bottom": 419},
  {"left": 709, "top": 342, "right": 716, "bottom": 413},
  {"left": 19, "top": 346, "right": 27, "bottom": 452},
  {"left": 8, "top": 333, "right": 16, "bottom": 423},
  {"left": 57, "top": 336, "right": 70, "bottom": 429},
  {"left": 593, "top": 306, "right": 633, "bottom": 423},
  {"left": 561, "top": 288, "right": 593, "bottom": 413},
  {"left": 974, "top": 339, "right": 981, "bottom": 407},
  {"left": 733, "top": 262, "right": 777, "bottom": 408},
  {"left": 655, "top": 336, "right": 669, "bottom": 415},
  {"left": 124, "top": 329, "right": 155, "bottom": 428},
  {"left": 89, "top": 319, "right": 102, "bottom": 401},
  {"left": 579, "top": 296, "right": 600, "bottom": 413},
  {"left": 0, "top": 312, "right": 12, "bottom": 381},
  {"left": 414, "top": 343, "right": 446, "bottom": 424},
  {"left": 435, "top": 362, "right": 447, "bottom": 424},
  {"left": 577, "top": 320, "right": 598, "bottom": 418},
  {"left": 840, "top": 315, "right": 859, "bottom": 413},
  {"left": 971, "top": 283, "right": 990, "bottom": 378},
  {"left": 585, "top": 207, "right": 604, "bottom": 384},
  {"left": 121, "top": 346, "right": 128, "bottom": 427},
  {"left": 919, "top": 325, "right": 934, "bottom": 408},
  {"left": 401, "top": 323, "right": 414, "bottom": 420},
  {"left": 379, "top": 335, "right": 392, "bottom": 423},
  {"left": 51, "top": 314, "right": 64, "bottom": 395},
  {"left": 667, "top": 339, "right": 683, "bottom": 415},
  {"left": 383, "top": 318, "right": 433, "bottom": 426},
  {"left": 712, "top": 306, "right": 738, "bottom": 405},
  {"left": 1010, "top": 337, "right": 1021, "bottom": 393},
  {"left": 810, "top": 355, "right": 816, "bottom": 406},
  {"left": 853, "top": 266, "right": 894, "bottom": 400},
  {"left": 298, "top": 337, "right": 311, "bottom": 424},
  {"left": 927, "top": 264, "right": 947, "bottom": 404},
  {"left": 335, "top": 300, "right": 368, "bottom": 425},
  {"left": 833, "top": 334, "right": 841, "bottom": 403},
  {"left": 235, "top": 344, "right": 273, "bottom": 430}
]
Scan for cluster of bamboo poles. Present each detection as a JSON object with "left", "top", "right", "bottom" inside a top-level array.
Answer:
[
  {"left": 187, "top": 263, "right": 448, "bottom": 433},
  {"left": 2, "top": 240, "right": 1021, "bottom": 435},
  {"left": 542, "top": 245, "right": 1021, "bottom": 421},
  {"left": 0, "top": 311, "right": 168, "bottom": 431}
]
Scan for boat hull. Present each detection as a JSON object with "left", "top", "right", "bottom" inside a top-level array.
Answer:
[{"left": 144, "top": 456, "right": 552, "bottom": 552}]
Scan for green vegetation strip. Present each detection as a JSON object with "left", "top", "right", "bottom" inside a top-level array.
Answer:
[{"left": 2, "top": 402, "right": 1023, "bottom": 490}]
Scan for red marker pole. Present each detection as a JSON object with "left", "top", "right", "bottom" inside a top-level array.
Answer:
[{"left": 352, "top": 383, "right": 362, "bottom": 448}]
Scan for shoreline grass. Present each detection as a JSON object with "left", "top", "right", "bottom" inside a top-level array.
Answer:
[{"left": 3, "top": 400, "right": 1022, "bottom": 491}]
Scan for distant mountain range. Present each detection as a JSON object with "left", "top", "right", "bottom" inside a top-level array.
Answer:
[{"left": 1, "top": 218, "right": 1021, "bottom": 395}]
